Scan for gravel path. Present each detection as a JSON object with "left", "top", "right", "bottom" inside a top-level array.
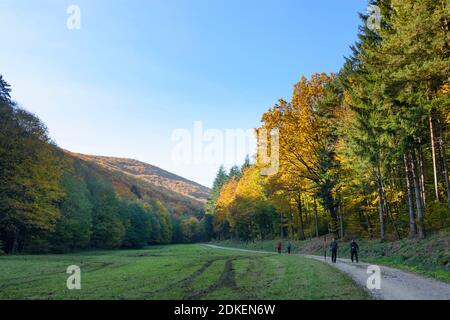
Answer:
[
  {"left": 203, "top": 244, "right": 450, "bottom": 300},
  {"left": 303, "top": 255, "right": 450, "bottom": 300}
]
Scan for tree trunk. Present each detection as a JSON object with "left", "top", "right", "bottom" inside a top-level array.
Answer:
[
  {"left": 429, "top": 111, "right": 440, "bottom": 201},
  {"left": 375, "top": 165, "right": 386, "bottom": 240},
  {"left": 379, "top": 173, "right": 400, "bottom": 239},
  {"left": 390, "top": 209, "right": 401, "bottom": 239},
  {"left": 313, "top": 197, "right": 319, "bottom": 238},
  {"left": 437, "top": 115, "right": 450, "bottom": 211},
  {"left": 365, "top": 214, "right": 371, "bottom": 238},
  {"left": 304, "top": 197, "right": 309, "bottom": 226},
  {"left": 418, "top": 146, "right": 426, "bottom": 205},
  {"left": 410, "top": 152, "right": 426, "bottom": 238},
  {"left": 11, "top": 231, "right": 19, "bottom": 254},
  {"left": 297, "top": 192, "right": 305, "bottom": 240},
  {"left": 364, "top": 198, "right": 372, "bottom": 238},
  {"left": 377, "top": 188, "right": 385, "bottom": 240},
  {"left": 339, "top": 202, "right": 344, "bottom": 239},
  {"left": 288, "top": 203, "right": 293, "bottom": 238},
  {"left": 404, "top": 153, "right": 417, "bottom": 238},
  {"left": 280, "top": 212, "right": 284, "bottom": 239}
]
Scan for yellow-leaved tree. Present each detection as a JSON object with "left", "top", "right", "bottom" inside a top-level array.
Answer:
[{"left": 260, "top": 73, "right": 342, "bottom": 236}]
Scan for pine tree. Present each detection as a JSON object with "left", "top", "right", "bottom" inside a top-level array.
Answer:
[
  {"left": 228, "top": 165, "right": 241, "bottom": 180},
  {"left": 205, "top": 166, "right": 229, "bottom": 217},
  {"left": 0, "top": 75, "right": 11, "bottom": 103}
]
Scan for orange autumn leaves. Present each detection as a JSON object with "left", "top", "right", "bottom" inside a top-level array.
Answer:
[
  {"left": 213, "top": 72, "right": 342, "bottom": 239},
  {"left": 214, "top": 166, "right": 268, "bottom": 236},
  {"left": 260, "top": 72, "right": 335, "bottom": 189}
]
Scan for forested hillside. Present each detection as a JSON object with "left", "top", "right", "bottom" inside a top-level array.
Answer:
[
  {"left": 67, "top": 152, "right": 209, "bottom": 215},
  {"left": 0, "top": 77, "right": 212, "bottom": 254},
  {"left": 207, "top": 0, "right": 450, "bottom": 242}
]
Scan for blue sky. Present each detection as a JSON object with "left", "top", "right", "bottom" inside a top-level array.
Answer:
[{"left": 0, "top": 0, "right": 368, "bottom": 187}]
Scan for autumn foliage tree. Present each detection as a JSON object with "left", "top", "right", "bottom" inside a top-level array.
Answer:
[{"left": 260, "top": 73, "right": 342, "bottom": 236}]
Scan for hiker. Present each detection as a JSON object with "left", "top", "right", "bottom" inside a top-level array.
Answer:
[
  {"left": 350, "top": 239, "right": 359, "bottom": 263},
  {"left": 276, "top": 242, "right": 283, "bottom": 254},
  {"left": 330, "top": 238, "right": 338, "bottom": 263},
  {"left": 286, "top": 241, "right": 292, "bottom": 254}
]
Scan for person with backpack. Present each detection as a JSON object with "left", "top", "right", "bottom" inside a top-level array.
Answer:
[
  {"left": 330, "top": 238, "right": 338, "bottom": 263},
  {"left": 350, "top": 239, "right": 359, "bottom": 263}
]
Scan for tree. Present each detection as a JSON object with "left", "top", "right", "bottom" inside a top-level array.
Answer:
[
  {"left": 120, "top": 201, "right": 152, "bottom": 249},
  {"left": 50, "top": 172, "right": 93, "bottom": 252},
  {"left": 213, "top": 165, "right": 277, "bottom": 241},
  {"left": 228, "top": 165, "right": 241, "bottom": 180},
  {"left": 150, "top": 200, "right": 172, "bottom": 244},
  {"left": 0, "top": 75, "right": 11, "bottom": 103},
  {"left": 241, "top": 155, "right": 251, "bottom": 172},
  {"left": 232, "top": 166, "right": 276, "bottom": 240},
  {"left": 260, "top": 73, "right": 341, "bottom": 235},
  {"left": 181, "top": 216, "right": 201, "bottom": 242},
  {"left": 381, "top": 0, "right": 449, "bottom": 209},
  {"left": 202, "top": 214, "right": 214, "bottom": 241},
  {"left": 214, "top": 178, "right": 238, "bottom": 239},
  {"left": 0, "top": 100, "right": 63, "bottom": 253},
  {"left": 170, "top": 215, "right": 184, "bottom": 243},
  {"left": 205, "top": 166, "right": 229, "bottom": 216},
  {"left": 86, "top": 175, "right": 125, "bottom": 248}
]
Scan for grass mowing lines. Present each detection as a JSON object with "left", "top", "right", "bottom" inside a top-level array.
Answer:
[
  {"left": 187, "top": 258, "right": 236, "bottom": 299},
  {"left": 0, "top": 244, "right": 369, "bottom": 300}
]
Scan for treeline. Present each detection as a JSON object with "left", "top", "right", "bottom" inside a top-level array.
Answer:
[
  {"left": 0, "top": 77, "right": 211, "bottom": 254},
  {"left": 206, "top": 159, "right": 281, "bottom": 241},
  {"left": 208, "top": 0, "right": 449, "bottom": 241}
]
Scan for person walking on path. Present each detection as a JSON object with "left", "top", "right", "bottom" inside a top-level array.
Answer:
[
  {"left": 350, "top": 239, "right": 359, "bottom": 263},
  {"left": 276, "top": 242, "right": 283, "bottom": 254},
  {"left": 330, "top": 238, "right": 338, "bottom": 263},
  {"left": 286, "top": 241, "right": 292, "bottom": 254}
]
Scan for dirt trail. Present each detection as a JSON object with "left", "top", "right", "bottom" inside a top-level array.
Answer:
[
  {"left": 304, "top": 255, "right": 450, "bottom": 300},
  {"left": 189, "top": 258, "right": 237, "bottom": 300},
  {"left": 203, "top": 244, "right": 450, "bottom": 300}
]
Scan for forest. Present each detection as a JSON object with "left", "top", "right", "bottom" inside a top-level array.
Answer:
[
  {"left": 0, "top": 77, "right": 213, "bottom": 254},
  {"left": 207, "top": 0, "right": 450, "bottom": 242}
]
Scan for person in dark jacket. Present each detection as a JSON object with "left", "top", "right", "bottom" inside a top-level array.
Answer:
[
  {"left": 350, "top": 239, "right": 359, "bottom": 263},
  {"left": 330, "top": 238, "right": 338, "bottom": 263},
  {"left": 286, "top": 241, "right": 292, "bottom": 254}
]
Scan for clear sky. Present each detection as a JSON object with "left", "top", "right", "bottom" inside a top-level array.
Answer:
[{"left": 0, "top": 0, "right": 368, "bottom": 187}]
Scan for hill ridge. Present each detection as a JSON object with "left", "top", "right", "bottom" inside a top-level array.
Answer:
[{"left": 65, "top": 150, "right": 210, "bottom": 215}]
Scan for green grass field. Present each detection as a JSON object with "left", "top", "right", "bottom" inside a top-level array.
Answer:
[{"left": 0, "top": 244, "right": 368, "bottom": 300}]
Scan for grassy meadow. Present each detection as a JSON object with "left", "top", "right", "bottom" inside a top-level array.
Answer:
[{"left": 0, "top": 244, "right": 368, "bottom": 300}]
